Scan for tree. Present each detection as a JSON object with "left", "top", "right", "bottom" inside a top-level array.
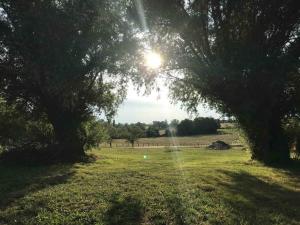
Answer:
[
  {"left": 193, "top": 117, "right": 220, "bottom": 135},
  {"left": 169, "top": 119, "right": 179, "bottom": 129},
  {"left": 125, "top": 125, "right": 144, "bottom": 147},
  {"left": 176, "top": 117, "right": 219, "bottom": 136},
  {"left": 177, "top": 119, "right": 194, "bottom": 136},
  {"left": 105, "top": 122, "right": 129, "bottom": 148},
  {"left": 146, "top": 125, "right": 160, "bottom": 137},
  {"left": 166, "top": 119, "right": 179, "bottom": 136},
  {"left": 0, "top": 0, "right": 137, "bottom": 159},
  {"left": 139, "top": 0, "right": 300, "bottom": 163},
  {"left": 152, "top": 120, "right": 168, "bottom": 130}
]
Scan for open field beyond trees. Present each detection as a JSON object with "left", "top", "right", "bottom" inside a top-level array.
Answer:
[
  {"left": 1, "top": 147, "right": 299, "bottom": 225},
  {"left": 102, "top": 128, "right": 241, "bottom": 148}
]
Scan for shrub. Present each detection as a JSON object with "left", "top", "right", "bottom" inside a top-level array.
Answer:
[
  {"left": 83, "top": 117, "right": 109, "bottom": 150},
  {"left": 0, "top": 100, "right": 54, "bottom": 150}
]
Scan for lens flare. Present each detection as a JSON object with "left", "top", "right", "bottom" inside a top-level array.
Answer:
[{"left": 144, "top": 51, "right": 162, "bottom": 69}]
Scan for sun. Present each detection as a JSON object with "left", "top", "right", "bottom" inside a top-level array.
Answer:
[{"left": 144, "top": 51, "right": 162, "bottom": 69}]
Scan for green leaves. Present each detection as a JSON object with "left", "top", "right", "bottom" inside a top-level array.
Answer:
[{"left": 0, "top": 0, "right": 140, "bottom": 156}]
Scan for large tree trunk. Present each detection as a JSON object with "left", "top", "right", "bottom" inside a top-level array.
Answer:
[
  {"left": 46, "top": 107, "right": 86, "bottom": 160},
  {"left": 239, "top": 115, "right": 290, "bottom": 164}
]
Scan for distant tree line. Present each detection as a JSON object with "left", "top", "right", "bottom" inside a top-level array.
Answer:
[
  {"left": 176, "top": 118, "right": 220, "bottom": 136},
  {"left": 100, "top": 117, "right": 220, "bottom": 147},
  {"left": 106, "top": 117, "right": 220, "bottom": 139}
]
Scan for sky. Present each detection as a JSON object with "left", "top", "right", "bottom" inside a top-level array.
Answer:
[{"left": 114, "top": 81, "right": 221, "bottom": 124}]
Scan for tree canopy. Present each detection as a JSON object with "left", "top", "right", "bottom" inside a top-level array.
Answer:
[
  {"left": 137, "top": 0, "right": 300, "bottom": 163},
  {"left": 0, "top": 0, "right": 138, "bottom": 159}
]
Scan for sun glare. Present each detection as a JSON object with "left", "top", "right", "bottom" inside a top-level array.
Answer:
[{"left": 144, "top": 51, "right": 162, "bottom": 69}]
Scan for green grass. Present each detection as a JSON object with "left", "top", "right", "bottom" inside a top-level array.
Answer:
[{"left": 0, "top": 148, "right": 299, "bottom": 225}]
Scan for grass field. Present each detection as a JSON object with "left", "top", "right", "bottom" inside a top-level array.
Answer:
[
  {"left": 1, "top": 147, "right": 299, "bottom": 225},
  {"left": 102, "top": 128, "right": 242, "bottom": 148}
]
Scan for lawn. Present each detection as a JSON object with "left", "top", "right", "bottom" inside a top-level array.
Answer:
[{"left": 0, "top": 147, "right": 299, "bottom": 225}]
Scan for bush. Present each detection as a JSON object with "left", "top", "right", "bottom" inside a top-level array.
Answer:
[
  {"left": 0, "top": 100, "right": 60, "bottom": 164},
  {"left": 0, "top": 100, "right": 110, "bottom": 164},
  {"left": 0, "top": 100, "right": 54, "bottom": 150},
  {"left": 83, "top": 117, "right": 109, "bottom": 150}
]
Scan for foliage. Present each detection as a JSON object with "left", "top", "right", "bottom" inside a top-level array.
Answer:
[
  {"left": 83, "top": 117, "right": 109, "bottom": 150},
  {"left": 0, "top": 0, "right": 138, "bottom": 159},
  {"left": 177, "top": 117, "right": 220, "bottom": 136},
  {"left": 0, "top": 99, "right": 111, "bottom": 161},
  {"left": 0, "top": 99, "right": 54, "bottom": 150},
  {"left": 176, "top": 119, "right": 194, "bottom": 136},
  {"left": 103, "top": 118, "right": 220, "bottom": 141},
  {"left": 169, "top": 119, "right": 179, "bottom": 129},
  {"left": 138, "top": 0, "right": 300, "bottom": 163},
  {"left": 152, "top": 120, "right": 168, "bottom": 130},
  {"left": 106, "top": 123, "right": 146, "bottom": 140},
  {"left": 146, "top": 125, "right": 160, "bottom": 137},
  {"left": 193, "top": 117, "right": 220, "bottom": 134},
  {"left": 125, "top": 125, "right": 144, "bottom": 147},
  {"left": 165, "top": 119, "right": 179, "bottom": 136}
]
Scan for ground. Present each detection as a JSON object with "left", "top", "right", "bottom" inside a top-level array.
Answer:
[{"left": 1, "top": 147, "right": 299, "bottom": 225}]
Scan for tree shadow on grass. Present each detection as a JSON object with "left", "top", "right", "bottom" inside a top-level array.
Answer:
[
  {"left": 270, "top": 159, "right": 300, "bottom": 177},
  {"left": 104, "top": 193, "right": 144, "bottom": 225},
  {"left": 164, "top": 195, "right": 188, "bottom": 225},
  {"left": 0, "top": 163, "right": 74, "bottom": 210},
  {"left": 219, "top": 170, "right": 300, "bottom": 225}
]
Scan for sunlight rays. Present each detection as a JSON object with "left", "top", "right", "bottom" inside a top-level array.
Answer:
[
  {"left": 135, "top": 1, "right": 191, "bottom": 211},
  {"left": 135, "top": 0, "right": 148, "bottom": 32}
]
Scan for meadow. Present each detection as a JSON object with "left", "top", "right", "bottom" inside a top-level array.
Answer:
[
  {"left": 101, "top": 128, "right": 241, "bottom": 148},
  {"left": 1, "top": 147, "right": 299, "bottom": 225}
]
